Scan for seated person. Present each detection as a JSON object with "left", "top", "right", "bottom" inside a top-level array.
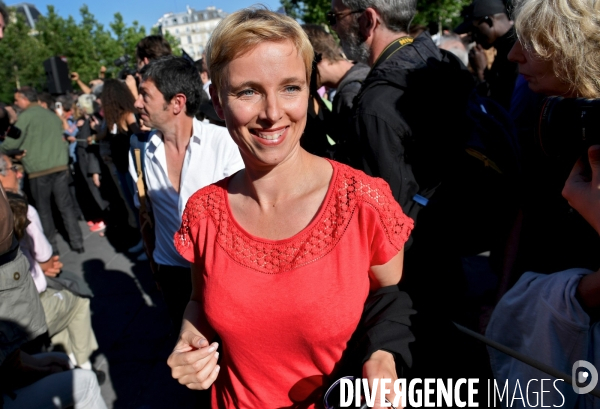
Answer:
[
  {"left": 0, "top": 181, "right": 106, "bottom": 409},
  {"left": 0, "top": 154, "right": 104, "bottom": 382}
]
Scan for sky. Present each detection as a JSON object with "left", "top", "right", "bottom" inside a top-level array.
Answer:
[{"left": 14, "top": 0, "right": 286, "bottom": 32}]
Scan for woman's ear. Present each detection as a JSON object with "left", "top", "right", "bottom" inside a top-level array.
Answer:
[{"left": 210, "top": 84, "right": 226, "bottom": 121}]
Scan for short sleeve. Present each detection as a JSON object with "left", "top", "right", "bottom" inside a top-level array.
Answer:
[
  {"left": 365, "top": 178, "right": 414, "bottom": 266},
  {"left": 175, "top": 201, "right": 202, "bottom": 264},
  {"left": 174, "top": 186, "right": 220, "bottom": 264}
]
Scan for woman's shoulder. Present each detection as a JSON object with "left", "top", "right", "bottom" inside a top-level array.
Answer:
[
  {"left": 328, "top": 160, "right": 413, "bottom": 243},
  {"left": 182, "top": 179, "right": 229, "bottom": 225},
  {"left": 329, "top": 160, "right": 398, "bottom": 207}
]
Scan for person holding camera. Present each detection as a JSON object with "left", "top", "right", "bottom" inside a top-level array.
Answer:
[{"left": 498, "top": 0, "right": 600, "bottom": 294}]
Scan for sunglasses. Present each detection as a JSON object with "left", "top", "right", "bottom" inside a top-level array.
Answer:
[{"left": 326, "top": 9, "right": 364, "bottom": 26}]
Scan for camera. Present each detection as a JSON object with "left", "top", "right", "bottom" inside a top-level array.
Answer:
[
  {"left": 536, "top": 96, "right": 600, "bottom": 162},
  {"left": 114, "top": 54, "right": 137, "bottom": 80},
  {"left": 114, "top": 54, "right": 131, "bottom": 67}
]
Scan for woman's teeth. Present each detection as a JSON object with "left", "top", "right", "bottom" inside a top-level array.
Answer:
[{"left": 257, "top": 130, "right": 284, "bottom": 140}]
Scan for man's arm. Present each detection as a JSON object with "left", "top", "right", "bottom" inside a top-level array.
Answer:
[
  {"left": 70, "top": 72, "right": 91, "bottom": 95},
  {"left": 0, "top": 118, "right": 24, "bottom": 152},
  {"left": 355, "top": 111, "right": 419, "bottom": 217}
]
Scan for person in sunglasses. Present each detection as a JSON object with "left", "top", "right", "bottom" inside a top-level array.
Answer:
[
  {"left": 329, "top": 0, "right": 490, "bottom": 386},
  {"left": 168, "top": 7, "right": 415, "bottom": 408}
]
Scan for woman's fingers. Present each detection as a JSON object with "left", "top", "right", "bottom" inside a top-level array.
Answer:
[
  {"left": 171, "top": 343, "right": 218, "bottom": 378},
  {"left": 177, "top": 351, "right": 220, "bottom": 388}
]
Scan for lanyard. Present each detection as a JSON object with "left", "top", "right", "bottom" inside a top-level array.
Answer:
[{"left": 372, "top": 36, "right": 414, "bottom": 71}]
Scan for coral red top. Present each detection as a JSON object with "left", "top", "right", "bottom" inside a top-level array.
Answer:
[{"left": 175, "top": 160, "right": 413, "bottom": 408}]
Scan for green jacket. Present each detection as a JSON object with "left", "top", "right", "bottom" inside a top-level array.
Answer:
[{"left": 1, "top": 104, "right": 69, "bottom": 177}]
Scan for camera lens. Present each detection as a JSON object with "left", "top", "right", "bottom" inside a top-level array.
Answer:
[{"left": 537, "top": 97, "right": 600, "bottom": 162}]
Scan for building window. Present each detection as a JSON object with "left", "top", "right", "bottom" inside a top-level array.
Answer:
[
  {"left": 176, "top": 28, "right": 179, "bottom": 34},
  {"left": 183, "top": 16, "right": 188, "bottom": 23},
  {"left": 187, "top": 36, "right": 192, "bottom": 44}
]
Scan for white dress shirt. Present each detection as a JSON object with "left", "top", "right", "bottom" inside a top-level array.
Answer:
[
  {"left": 203, "top": 80, "right": 211, "bottom": 99},
  {"left": 129, "top": 118, "right": 244, "bottom": 267}
]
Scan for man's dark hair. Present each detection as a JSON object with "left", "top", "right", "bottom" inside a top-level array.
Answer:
[
  {"left": 341, "top": 0, "right": 417, "bottom": 33},
  {"left": 194, "top": 58, "right": 208, "bottom": 74},
  {"left": 56, "top": 95, "right": 73, "bottom": 111},
  {"left": 0, "top": 1, "right": 8, "bottom": 25},
  {"left": 136, "top": 35, "right": 172, "bottom": 62},
  {"left": 16, "top": 86, "right": 38, "bottom": 103},
  {"left": 37, "top": 92, "right": 55, "bottom": 110},
  {"left": 141, "top": 56, "right": 203, "bottom": 118}
]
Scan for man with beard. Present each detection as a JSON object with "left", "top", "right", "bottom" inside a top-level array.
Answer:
[
  {"left": 330, "top": 0, "right": 490, "bottom": 389},
  {"left": 330, "top": 0, "right": 473, "bottom": 247}
]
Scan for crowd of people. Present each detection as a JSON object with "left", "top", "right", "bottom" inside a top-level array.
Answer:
[{"left": 0, "top": 0, "right": 599, "bottom": 407}]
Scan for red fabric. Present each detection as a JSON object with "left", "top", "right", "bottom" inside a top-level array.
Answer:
[{"left": 175, "top": 159, "right": 413, "bottom": 408}]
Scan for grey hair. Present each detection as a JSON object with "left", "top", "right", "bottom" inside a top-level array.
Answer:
[
  {"left": 341, "top": 0, "right": 417, "bottom": 33},
  {"left": 438, "top": 34, "right": 469, "bottom": 67}
]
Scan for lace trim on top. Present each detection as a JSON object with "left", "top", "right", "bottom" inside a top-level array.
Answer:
[{"left": 177, "top": 160, "right": 412, "bottom": 274}]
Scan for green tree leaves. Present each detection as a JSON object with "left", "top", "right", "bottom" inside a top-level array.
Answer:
[
  {"left": 281, "top": 0, "right": 471, "bottom": 29},
  {"left": 0, "top": 4, "right": 175, "bottom": 103}
]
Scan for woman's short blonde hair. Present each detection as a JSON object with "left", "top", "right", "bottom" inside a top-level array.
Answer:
[
  {"left": 513, "top": 0, "right": 600, "bottom": 98},
  {"left": 206, "top": 7, "right": 314, "bottom": 95}
]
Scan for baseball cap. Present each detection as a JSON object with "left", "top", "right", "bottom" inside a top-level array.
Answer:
[{"left": 454, "top": 0, "right": 507, "bottom": 34}]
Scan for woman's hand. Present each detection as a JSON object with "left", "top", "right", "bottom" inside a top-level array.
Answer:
[
  {"left": 40, "top": 255, "right": 63, "bottom": 277},
  {"left": 167, "top": 331, "right": 220, "bottom": 390},
  {"left": 363, "top": 350, "right": 402, "bottom": 409},
  {"left": 92, "top": 173, "right": 101, "bottom": 188},
  {"left": 562, "top": 145, "right": 600, "bottom": 235}
]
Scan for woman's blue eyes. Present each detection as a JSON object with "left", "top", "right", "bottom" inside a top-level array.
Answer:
[{"left": 237, "top": 86, "right": 301, "bottom": 97}]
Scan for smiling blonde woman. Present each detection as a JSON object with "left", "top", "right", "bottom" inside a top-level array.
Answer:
[{"left": 167, "top": 7, "right": 415, "bottom": 409}]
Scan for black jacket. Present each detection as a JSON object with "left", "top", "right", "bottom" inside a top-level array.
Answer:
[
  {"left": 332, "top": 62, "right": 370, "bottom": 164},
  {"left": 481, "top": 27, "right": 519, "bottom": 110},
  {"left": 351, "top": 33, "right": 474, "bottom": 244}
]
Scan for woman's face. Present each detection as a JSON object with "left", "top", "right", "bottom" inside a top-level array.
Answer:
[
  {"left": 213, "top": 40, "right": 309, "bottom": 169},
  {"left": 508, "top": 39, "right": 574, "bottom": 96}
]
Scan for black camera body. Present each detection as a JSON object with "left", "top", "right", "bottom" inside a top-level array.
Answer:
[
  {"left": 537, "top": 96, "right": 600, "bottom": 163},
  {"left": 114, "top": 54, "right": 131, "bottom": 67},
  {"left": 114, "top": 54, "right": 137, "bottom": 80}
]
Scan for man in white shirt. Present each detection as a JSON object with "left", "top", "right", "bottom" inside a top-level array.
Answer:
[{"left": 129, "top": 56, "right": 244, "bottom": 329}]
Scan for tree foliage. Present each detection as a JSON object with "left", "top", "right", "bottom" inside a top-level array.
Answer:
[
  {"left": 413, "top": 0, "right": 471, "bottom": 28},
  {"left": 0, "top": 4, "right": 180, "bottom": 103},
  {"left": 281, "top": 0, "right": 471, "bottom": 29}
]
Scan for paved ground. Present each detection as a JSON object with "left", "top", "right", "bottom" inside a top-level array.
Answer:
[{"left": 56, "top": 221, "right": 198, "bottom": 409}]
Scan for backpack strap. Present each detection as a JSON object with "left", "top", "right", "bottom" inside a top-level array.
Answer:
[{"left": 133, "top": 133, "right": 153, "bottom": 229}]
